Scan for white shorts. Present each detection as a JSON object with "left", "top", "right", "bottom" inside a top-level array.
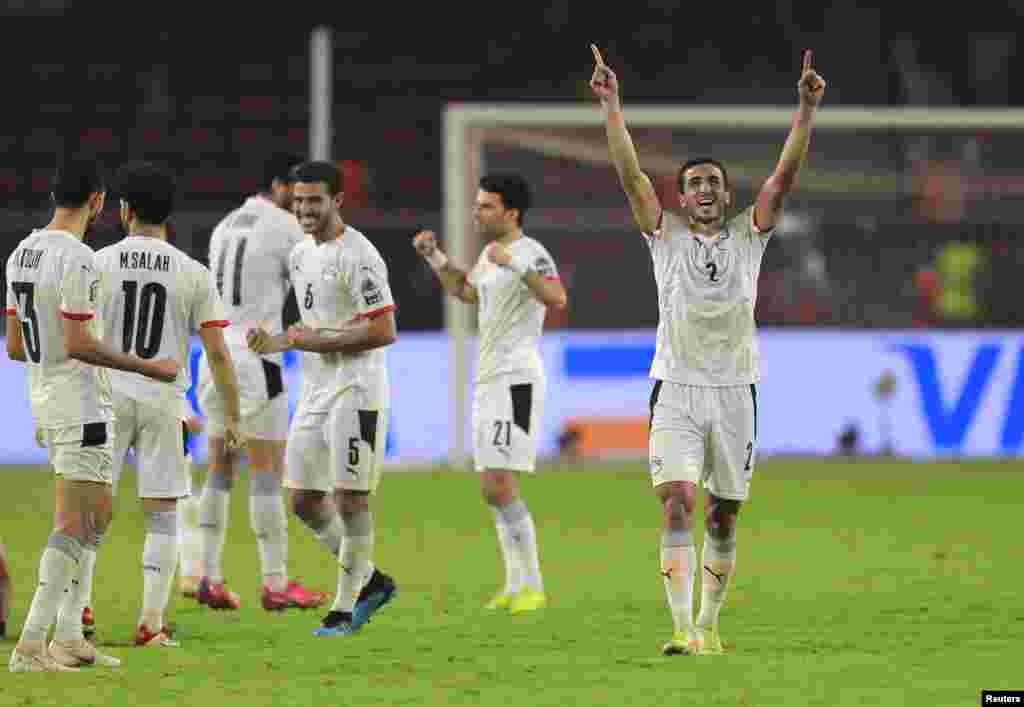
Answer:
[
  {"left": 472, "top": 376, "right": 545, "bottom": 473},
  {"left": 112, "top": 394, "right": 189, "bottom": 499},
  {"left": 284, "top": 384, "right": 389, "bottom": 494},
  {"left": 198, "top": 346, "right": 289, "bottom": 441},
  {"left": 42, "top": 422, "right": 114, "bottom": 485},
  {"left": 648, "top": 380, "right": 758, "bottom": 501}
]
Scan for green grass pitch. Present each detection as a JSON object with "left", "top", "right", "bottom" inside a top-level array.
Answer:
[{"left": 0, "top": 459, "right": 1021, "bottom": 706}]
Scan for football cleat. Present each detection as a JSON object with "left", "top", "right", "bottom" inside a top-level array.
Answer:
[
  {"left": 9, "top": 643, "right": 80, "bottom": 673},
  {"left": 49, "top": 639, "right": 121, "bottom": 667},
  {"left": 196, "top": 577, "right": 240, "bottom": 610},
  {"left": 695, "top": 625, "right": 725, "bottom": 655},
  {"left": 82, "top": 606, "right": 95, "bottom": 640},
  {"left": 661, "top": 630, "right": 699, "bottom": 656},
  {"left": 508, "top": 588, "right": 546, "bottom": 614},
  {"left": 351, "top": 569, "right": 396, "bottom": 630},
  {"left": 312, "top": 611, "right": 354, "bottom": 637},
  {"left": 484, "top": 593, "right": 513, "bottom": 610},
  {"left": 262, "top": 579, "right": 328, "bottom": 611},
  {"left": 135, "top": 624, "right": 178, "bottom": 648}
]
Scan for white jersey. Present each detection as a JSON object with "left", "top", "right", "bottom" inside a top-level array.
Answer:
[
  {"left": 644, "top": 206, "right": 773, "bottom": 386},
  {"left": 289, "top": 226, "right": 395, "bottom": 413},
  {"left": 5, "top": 229, "right": 113, "bottom": 428},
  {"left": 209, "top": 195, "right": 306, "bottom": 363},
  {"left": 94, "top": 236, "right": 228, "bottom": 414},
  {"left": 469, "top": 236, "right": 559, "bottom": 383}
]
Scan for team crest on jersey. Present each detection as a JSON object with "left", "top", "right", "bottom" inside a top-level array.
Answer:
[
  {"left": 534, "top": 257, "right": 555, "bottom": 277},
  {"left": 322, "top": 265, "right": 340, "bottom": 281},
  {"left": 361, "top": 276, "right": 383, "bottom": 306}
]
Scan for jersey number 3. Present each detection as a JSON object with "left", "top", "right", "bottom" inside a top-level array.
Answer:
[{"left": 11, "top": 281, "right": 41, "bottom": 363}]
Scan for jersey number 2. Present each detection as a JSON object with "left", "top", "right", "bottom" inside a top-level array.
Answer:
[
  {"left": 122, "top": 281, "right": 167, "bottom": 358},
  {"left": 706, "top": 262, "right": 718, "bottom": 282}
]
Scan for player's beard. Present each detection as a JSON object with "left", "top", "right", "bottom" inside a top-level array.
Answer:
[{"left": 691, "top": 201, "right": 726, "bottom": 227}]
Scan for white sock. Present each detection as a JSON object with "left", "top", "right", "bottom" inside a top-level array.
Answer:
[
  {"left": 19, "top": 533, "right": 82, "bottom": 644},
  {"left": 331, "top": 511, "right": 374, "bottom": 614},
  {"left": 497, "top": 500, "right": 543, "bottom": 593},
  {"left": 697, "top": 530, "right": 737, "bottom": 629},
  {"left": 250, "top": 473, "right": 289, "bottom": 593},
  {"left": 198, "top": 475, "right": 231, "bottom": 581},
  {"left": 140, "top": 511, "right": 179, "bottom": 632},
  {"left": 661, "top": 528, "right": 696, "bottom": 634},
  {"left": 491, "top": 507, "right": 523, "bottom": 596},
  {"left": 177, "top": 494, "right": 202, "bottom": 579},
  {"left": 300, "top": 506, "right": 343, "bottom": 557},
  {"left": 54, "top": 545, "right": 96, "bottom": 642}
]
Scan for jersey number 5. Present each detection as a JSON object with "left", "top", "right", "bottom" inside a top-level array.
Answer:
[
  {"left": 11, "top": 282, "right": 41, "bottom": 362},
  {"left": 122, "top": 281, "right": 167, "bottom": 358}
]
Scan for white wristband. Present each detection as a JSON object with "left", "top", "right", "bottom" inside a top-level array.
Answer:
[{"left": 426, "top": 249, "right": 448, "bottom": 271}]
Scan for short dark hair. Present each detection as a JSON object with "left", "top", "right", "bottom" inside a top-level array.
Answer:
[
  {"left": 263, "top": 153, "right": 304, "bottom": 190},
  {"left": 677, "top": 157, "right": 730, "bottom": 192},
  {"left": 116, "top": 161, "right": 176, "bottom": 225},
  {"left": 290, "top": 161, "right": 343, "bottom": 195},
  {"left": 479, "top": 173, "right": 532, "bottom": 225},
  {"left": 52, "top": 156, "right": 106, "bottom": 208}
]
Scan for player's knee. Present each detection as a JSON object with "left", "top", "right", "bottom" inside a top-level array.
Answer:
[
  {"left": 480, "top": 470, "right": 517, "bottom": 506},
  {"left": 657, "top": 481, "right": 696, "bottom": 524},
  {"left": 289, "top": 490, "right": 323, "bottom": 521},
  {"left": 705, "top": 496, "right": 741, "bottom": 539},
  {"left": 336, "top": 489, "right": 369, "bottom": 515}
]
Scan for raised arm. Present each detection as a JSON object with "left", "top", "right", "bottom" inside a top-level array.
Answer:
[
  {"left": 413, "top": 229, "right": 479, "bottom": 304},
  {"left": 754, "top": 49, "right": 826, "bottom": 232},
  {"left": 590, "top": 44, "right": 662, "bottom": 235}
]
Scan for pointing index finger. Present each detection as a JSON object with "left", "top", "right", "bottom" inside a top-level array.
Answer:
[
  {"left": 802, "top": 49, "right": 813, "bottom": 73},
  {"left": 590, "top": 43, "right": 606, "bottom": 67}
]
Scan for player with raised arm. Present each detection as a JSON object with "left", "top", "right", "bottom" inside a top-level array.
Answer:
[
  {"left": 248, "top": 161, "right": 397, "bottom": 636},
  {"left": 590, "top": 45, "right": 825, "bottom": 655},
  {"left": 6, "top": 156, "right": 178, "bottom": 672},
  {"left": 194, "top": 154, "right": 326, "bottom": 612},
  {"left": 94, "top": 161, "right": 242, "bottom": 647},
  {"left": 412, "top": 174, "right": 567, "bottom": 614}
]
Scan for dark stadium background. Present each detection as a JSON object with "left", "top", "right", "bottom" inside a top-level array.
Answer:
[{"left": 1, "top": 4, "right": 1021, "bottom": 332}]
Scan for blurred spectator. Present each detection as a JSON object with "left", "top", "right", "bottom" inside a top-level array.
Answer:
[
  {"left": 912, "top": 266, "right": 942, "bottom": 327},
  {"left": 936, "top": 240, "right": 984, "bottom": 325}
]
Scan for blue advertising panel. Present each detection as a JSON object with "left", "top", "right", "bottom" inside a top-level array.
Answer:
[{"left": 1, "top": 330, "right": 1021, "bottom": 465}]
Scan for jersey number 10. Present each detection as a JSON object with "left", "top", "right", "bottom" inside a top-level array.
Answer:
[{"left": 122, "top": 281, "right": 167, "bottom": 358}]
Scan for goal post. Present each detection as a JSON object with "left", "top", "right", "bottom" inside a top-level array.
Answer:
[{"left": 441, "top": 103, "right": 1024, "bottom": 465}]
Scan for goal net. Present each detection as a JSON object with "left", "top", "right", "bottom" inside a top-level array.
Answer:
[{"left": 441, "top": 104, "right": 1024, "bottom": 463}]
